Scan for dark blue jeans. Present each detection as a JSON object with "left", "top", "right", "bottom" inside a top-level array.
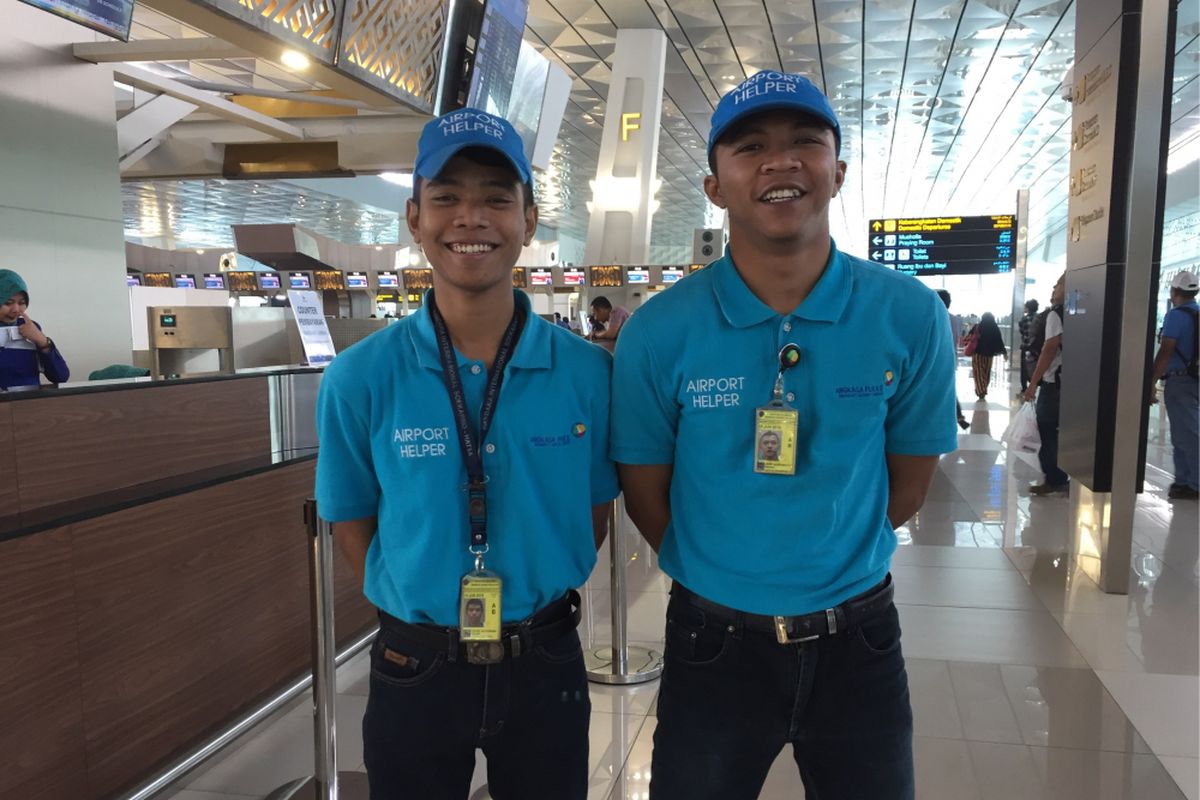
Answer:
[
  {"left": 650, "top": 588, "right": 914, "bottom": 800},
  {"left": 1036, "top": 381, "right": 1069, "bottom": 486},
  {"left": 362, "top": 625, "right": 590, "bottom": 800}
]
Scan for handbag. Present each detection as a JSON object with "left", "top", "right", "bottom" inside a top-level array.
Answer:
[{"left": 963, "top": 328, "right": 979, "bottom": 356}]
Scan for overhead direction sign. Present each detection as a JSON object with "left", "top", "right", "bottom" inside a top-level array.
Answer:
[{"left": 867, "top": 215, "right": 1015, "bottom": 277}]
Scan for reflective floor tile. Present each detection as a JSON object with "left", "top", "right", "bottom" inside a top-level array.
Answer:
[
  {"left": 337, "top": 648, "right": 371, "bottom": 697},
  {"left": 892, "top": 564, "right": 1044, "bottom": 611},
  {"left": 914, "top": 736, "right": 984, "bottom": 800},
  {"left": 897, "top": 603, "right": 1088, "bottom": 667},
  {"left": 947, "top": 661, "right": 1024, "bottom": 745},
  {"left": 967, "top": 741, "right": 1186, "bottom": 800},
  {"left": 580, "top": 590, "right": 668, "bottom": 648},
  {"left": 587, "top": 680, "right": 659, "bottom": 717},
  {"left": 907, "top": 659, "right": 965, "bottom": 739},
  {"left": 891, "top": 544, "right": 1016, "bottom": 570},
  {"left": 587, "top": 711, "right": 651, "bottom": 800},
  {"left": 1097, "top": 671, "right": 1200, "bottom": 758},
  {"left": 1056, "top": 611, "right": 1150, "bottom": 673}
]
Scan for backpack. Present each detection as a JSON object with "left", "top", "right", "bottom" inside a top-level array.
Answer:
[
  {"left": 1027, "top": 305, "right": 1063, "bottom": 362},
  {"left": 1178, "top": 307, "right": 1199, "bottom": 379}
]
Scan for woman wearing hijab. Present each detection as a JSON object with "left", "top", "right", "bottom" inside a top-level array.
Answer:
[
  {"left": 0, "top": 269, "right": 69, "bottom": 390},
  {"left": 968, "top": 312, "right": 1007, "bottom": 399}
]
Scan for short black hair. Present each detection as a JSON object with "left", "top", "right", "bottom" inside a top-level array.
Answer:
[
  {"left": 590, "top": 296, "right": 612, "bottom": 311},
  {"left": 466, "top": 598, "right": 483, "bottom": 610},
  {"left": 936, "top": 289, "right": 951, "bottom": 309},
  {"left": 707, "top": 110, "right": 841, "bottom": 175},
  {"left": 1025, "top": 299, "right": 1039, "bottom": 313},
  {"left": 1180, "top": 289, "right": 1200, "bottom": 301},
  {"left": 411, "top": 146, "right": 534, "bottom": 209}
]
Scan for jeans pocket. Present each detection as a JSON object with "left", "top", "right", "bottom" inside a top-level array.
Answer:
[
  {"left": 665, "top": 606, "right": 730, "bottom": 667},
  {"left": 533, "top": 628, "right": 584, "bottom": 665},
  {"left": 369, "top": 635, "right": 445, "bottom": 687},
  {"left": 852, "top": 603, "right": 903, "bottom": 656}
]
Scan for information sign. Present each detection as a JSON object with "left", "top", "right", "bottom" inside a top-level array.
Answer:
[
  {"left": 627, "top": 268, "right": 650, "bottom": 284},
  {"left": 563, "top": 269, "right": 586, "bottom": 286},
  {"left": 287, "top": 290, "right": 337, "bottom": 366},
  {"left": 662, "top": 268, "right": 684, "bottom": 284},
  {"left": 530, "top": 268, "right": 553, "bottom": 286},
  {"left": 866, "top": 215, "right": 1015, "bottom": 276}
]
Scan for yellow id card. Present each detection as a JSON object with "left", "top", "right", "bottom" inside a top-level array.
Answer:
[
  {"left": 459, "top": 572, "right": 502, "bottom": 641},
  {"left": 754, "top": 407, "right": 799, "bottom": 475}
]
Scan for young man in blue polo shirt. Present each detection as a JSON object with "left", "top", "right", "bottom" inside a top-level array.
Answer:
[
  {"left": 1150, "top": 269, "right": 1199, "bottom": 499},
  {"left": 611, "top": 72, "right": 957, "bottom": 799},
  {"left": 316, "top": 109, "right": 618, "bottom": 799}
]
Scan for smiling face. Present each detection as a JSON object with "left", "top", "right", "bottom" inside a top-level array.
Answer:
[
  {"left": 407, "top": 152, "right": 537, "bottom": 297},
  {"left": 0, "top": 292, "right": 28, "bottom": 324},
  {"left": 704, "top": 109, "right": 846, "bottom": 252}
]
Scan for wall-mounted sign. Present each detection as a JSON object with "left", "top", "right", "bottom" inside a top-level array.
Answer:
[
  {"left": 627, "top": 268, "right": 650, "bottom": 284},
  {"left": 288, "top": 271, "right": 312, "bottom": 289},
  {"left": 403, "top": 269, "right": 434, "bottom": 291},
  {"left": 662, "top": 268, "right": 684, "bottom": 284},
  {"left": 227, "top": 271, "right": 258, "bottom": 292},
  {"left": 866, "top": 215, "right": 1015, "bottom": 276},
  {"left": 203, "top": 273, "right": 226, "bottom": 290},
  {"left": 377, "top": 271, "right": 400, "bottom": 288},
  {"left": 346, "top": 271, "right": 370, "bottom": 289},
  {"left": 257, "top": 271, "right": 282, "bottom": 290},
  {"left": 143, "top": 272, "right": 172, "bottom": 288},
  {"left": 530, "top": 268, "right": 553, "bottom": 286},
  {"left": 314, "top": 270, "right": 345, "bottom": 290},
  {"left": 563, "top": 269, "right": 586, "bottom": 286},
  {"left": 512, "top": 268, "right": 528, "bottom": 288},
  {"left": 174, "top": 274, "right": 196, "bottom": 289},
  {"left": 688, "top": 263, "right": 705, "bottom": 274},
  {"left": 590, "top": 265, "right": 624, "bottom": 287}
]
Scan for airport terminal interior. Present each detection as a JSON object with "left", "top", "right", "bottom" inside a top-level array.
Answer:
[{"left": 1, "top": 0, "right": 1198, "bottom": 797}]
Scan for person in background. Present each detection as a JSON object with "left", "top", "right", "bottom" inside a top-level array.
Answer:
[
  {"left": 0, "top": 269, "right": 69, "bottom": 390},
  {"left": 1018, "top": 299, "right": 1040, "bottom": 394},
  {"left": 936, "top": 290, "right": 970, "bottom": 431},
  {"left": 969, "top": 312, "right": 1007, "bottom": 399},
  {"left": 1150, "top": 270, "right": 1199, "bottom": 500},
  {"left": 553, "top": 311, "right": 573, "bottom": 331},
  {"left": 1023, "top": 274, "right": 1068, "bottom": 495},
  {"left": 588, "top": 296, "right": 630, "bottom": 350}
]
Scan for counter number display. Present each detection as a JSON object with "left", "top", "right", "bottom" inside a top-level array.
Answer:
[
  {"left": 403, "top": 269, "right": 434, "bottom": 291},
  {"left": 227, "top": 271, "right": 258, "bottom": 292},
  {"left": 627, "top": 268, "right": 650, "bottom": 284},
  {"left": 563, "top": 269, "right": 586, "bottom": 286},
  {"left": 590, "top": 265, "right": 624, "bottom": 288},
  {"left": 688, "top": 263, "right": 705, "bottom": 274},
  {"left": 346, "top": 271, "right": 369, "bottom": 289},
  {"left": 866, "top": 215, "right": 1015, "bottom": 276},
  {"left": 512, "top": 268, "right": 528, "bottom": 288},
  {"left": 143, "top": 272, "right": 172, "bottom": 288},
  {"left": 377, "top": 271, "right": 400, "bottom": 288},
  {"left": 662, "top": 268, "right": 685, "bottom": 284},
  {"left": 314, "top": 270, "right": 345, "bottom": 290},
  {"left": 257, "top": 272, "right": 282, "bottom": 290},
  {"left": 530, "top": 268, "right": 553, "bottom": 286},
  {"left": 289, "top": 272, "right": 312, "bottom": 289},
  {"left": 203, "top": 273, "right": 226, "bottom": 290},
  {"left": 174, "top": 274, "right": 196, "bottom": 289}
]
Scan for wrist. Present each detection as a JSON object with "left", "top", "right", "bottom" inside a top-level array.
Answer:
[{"left": 37, "top": 336, "right": 53, "bottom": 351}]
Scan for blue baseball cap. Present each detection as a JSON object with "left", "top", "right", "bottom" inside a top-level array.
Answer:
[
  {"left": 708, "top": 72, "right": 841, "bottom": 157},
  {"left": 414, "top": 108, "right": 532, "bottom": 187}
]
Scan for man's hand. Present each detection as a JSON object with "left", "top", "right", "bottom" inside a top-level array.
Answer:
[
  {"left": 16, "top": 317, "right": 49, "bottom": 350},
  {"left": 1022, "top": 384, "right": 1037, "bottom": 403}
]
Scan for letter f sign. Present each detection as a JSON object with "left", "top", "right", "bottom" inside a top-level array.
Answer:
[{"left": 621, "top": 112, "right": 641, "bottom": 142}]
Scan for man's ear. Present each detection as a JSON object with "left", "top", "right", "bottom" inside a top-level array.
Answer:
[
  {"left": 832, "top": 161, "right": 847, "bottom": 197},
  {"left": 703, "top": 174, "right": 726, "bottom": 208},
  {"left": 405, "top": 198, "right": 421, "bottom": 244},
  {"left": 524, "top": 202, "right": 539, "bottom": 246}
]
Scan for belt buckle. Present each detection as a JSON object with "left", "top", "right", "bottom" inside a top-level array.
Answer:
[
  {"left": 773, "top": 615, "right": 820, "bottom": 645},
  {"left": 465, "top": 640, "right": 505, "bottom": 664}
]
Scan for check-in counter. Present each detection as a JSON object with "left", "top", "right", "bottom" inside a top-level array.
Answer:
[{"left": 0, "top": 369, "right": 374, "bottom": 800}]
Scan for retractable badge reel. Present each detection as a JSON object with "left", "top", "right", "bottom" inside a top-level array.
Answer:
[{"left": 754, "top": 344, "right": 801, "bottom": 475}]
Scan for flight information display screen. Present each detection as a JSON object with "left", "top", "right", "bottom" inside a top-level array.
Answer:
[
  {"left": 18, "top": 0, "right": 134, "bottom": 41},
  {"left": 662, "top": 269, "right": 684, "bottom": 284},
  {"left": 867, "top": 215, "right": 1015, "bottom": 276},
  {"left": 347, "top": 271, "right": 370, "bottom": 288},
  {"left": 174, "top": 274, "right": 196, "bottom": 289},
  {"left": 377, "top": 271, "right": 400, "bottom": 288},
  {"left": 530, "top": 269, "right": 553, "bottom": 286},
  {"left": 627, "top": 268, "right": 650, "bottom": 284},
  {"left": 467, "top": 0, "right": 530, "bottom": 118},
  {"left": 563, "top": 269, "right": 586, "bottom": 286},
  {"left": 258, "top": 272, "right": 282, "bottom": 290},
  {"left": 289, "top": 272, "right": 312, "bottom": 289},
  {"left": 204, "top": 273, "right": 226, "bottom": 290}
]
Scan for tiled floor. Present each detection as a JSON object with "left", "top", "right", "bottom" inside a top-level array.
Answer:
[{"left": 168, "top": 365, "right": 1198, "bottom": 800}]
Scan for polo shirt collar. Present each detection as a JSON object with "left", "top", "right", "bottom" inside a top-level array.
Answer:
[
  {"left": 713, "top": 241, "right": 853, "bottom": 328},
  {"left": 410, "top": 289, "right": 551, "bottom": 372}
]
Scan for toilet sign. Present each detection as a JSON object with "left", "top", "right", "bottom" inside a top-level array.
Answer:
[{"left": 287, "top": 290, "right": 337, "bottom": 366}]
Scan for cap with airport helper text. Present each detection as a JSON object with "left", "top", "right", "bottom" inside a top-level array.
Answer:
[
  {"left": 1170, "top": 270, "right": 1199, "bottom": 292},
  {"left": 708, "top": 71, "right": 841, "bottom": 157},
  {"left": 414, "top": 108, "right": 532, "bottom": 186}
]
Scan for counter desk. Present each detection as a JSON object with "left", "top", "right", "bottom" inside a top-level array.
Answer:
[{"left": 0, "top": 368, "right": 375, "bottom": 800}]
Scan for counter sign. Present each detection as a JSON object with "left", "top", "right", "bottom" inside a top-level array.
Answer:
[{"left": 867, "top": 214, "right": 1015, "bottom": 277}]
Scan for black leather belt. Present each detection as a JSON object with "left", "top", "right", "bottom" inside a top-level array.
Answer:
[
  {"left": 671, "top": 575, "right": 894, "bottom": 645},
  {"left": 377, "top": 589, "right": 581, "bottom": 663}
]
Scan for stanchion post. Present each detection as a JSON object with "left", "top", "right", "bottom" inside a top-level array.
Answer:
[{"left": 307, "top": 500, "right": 339, "bottom": 798}]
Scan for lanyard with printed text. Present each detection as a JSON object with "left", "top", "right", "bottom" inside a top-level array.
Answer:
[{"left": 427, "top": 292, "right": 525, "bottom": 554}]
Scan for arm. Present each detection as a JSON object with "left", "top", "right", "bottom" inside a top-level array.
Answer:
[
  {"left": 591, "top": 502, "right": 612, "bottom": 550},
  {"left": 886, "top": 454, "right": 939, "bottom": 528},
  {"left": 334, "top": 517, "right": 376, "bottom": 582},
  {"left": 618, "top": 463, "right": 673, "bottom": 552},
  {"left": 1022, "top": 333, "right": 1061, "bottom": 401},
  {"left": 1149, "top": 338, "right": 1177, "bottom": 401}
]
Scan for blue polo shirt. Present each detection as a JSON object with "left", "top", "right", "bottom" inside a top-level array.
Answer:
[
  {"left": 316, "top": 291, "right": 619, "bottom": 625},
  {"left": 1161, "top": 301, "right": 1198, "bottom": 372},
  {"left": 611, "top": 247, "right": 957, "bottom": 615}
]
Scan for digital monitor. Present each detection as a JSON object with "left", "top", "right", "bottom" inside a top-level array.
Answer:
[
  {"left": 203, "top": 273, "right": 226, "bottom": 290},
  {"left": 346, "top": 271, "right": 370, "bottom": 289},
  {"left": 174, "top": 274, "right": 196, "bottom": 289},
  {"left": 289, "top": 272, "right": 312, "bottom": 289},
  {"left": 530, "top": 269, "right": 553, "bottom": 286},
  {"left": 377, "top": 271, "right": 400, "bottom": 288},
  {"left": 867, "top": 214, "right": 1016, "bottom": 277},
  {"left": 563, "top": 269, "right": 586, "bottom": 286},
  {"left": 143, "top": 272, "right": 173, "bottom": 288},
  {"left": 627, "top": 268, "right": 650, "bottom": 285},
  {"left": 159, "top": 313, "right": 177, "bottom": 328},
  {"left": 314, "top": 270, "right": 345, "bottom": 290},
  {"left": 403, "top": 269, "right": 434, "bottom": 291},
  {"left": 126, "top": 274, "right": 142, "bottom": 287},
  {"left": 17, "top": 0, "right": 135, "bottom": 41},
  {"left": 466, "top": 0, "right": 531, "bottom": 118},
  {"left": 590, "top": 265, "right": 624, "bottom": 287},
  {"left": 257, "top": 272, "right": 282, "bottom": 290},
  {"left": 662, "top": 269, "right": 685, "bottom": 284},
  {"left": 511, "top": 268, "right": 528, "bottom": 288}
]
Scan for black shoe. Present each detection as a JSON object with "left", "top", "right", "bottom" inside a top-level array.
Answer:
[
  {"left": 1168, "top": 485, "right": 1199, "bottom": 500},
  {"left": 1029, "top": 482, "right": 1069, "bottom": 496}
]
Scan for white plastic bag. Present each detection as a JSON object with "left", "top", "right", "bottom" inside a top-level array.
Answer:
[{"left": 1002, "top": 402, "right": 1041, "bottom": 453}]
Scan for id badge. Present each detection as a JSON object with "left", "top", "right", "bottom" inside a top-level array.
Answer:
[
  {"left": 460, "top": 570, "right": 503, "bottom": 664},
  {"left": 754, "top": 406, "right": 799, "bottom": 475}
]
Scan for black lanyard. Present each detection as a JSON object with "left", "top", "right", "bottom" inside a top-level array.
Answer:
[{"left": 427, "top": 292, "right": 525, "bottom": 551}]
